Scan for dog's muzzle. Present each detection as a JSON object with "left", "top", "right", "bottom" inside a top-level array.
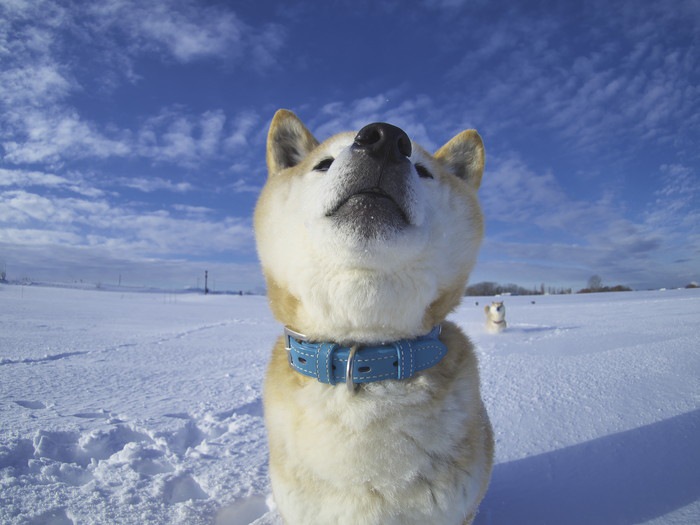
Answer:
[{"left": 326, "top": 123, "right": 415, "bottom": 238}]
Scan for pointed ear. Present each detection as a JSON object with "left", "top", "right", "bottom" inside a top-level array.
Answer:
[
  {"left": 434, "top": 130, "right": 485, "bottom": 189},
  {"left": 266, "top": 109, "right": 319, "bottom": 174}
]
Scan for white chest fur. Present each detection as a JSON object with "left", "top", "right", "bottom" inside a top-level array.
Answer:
[{"left": 264, "top": 323, "right": 493, "bottom": 525}]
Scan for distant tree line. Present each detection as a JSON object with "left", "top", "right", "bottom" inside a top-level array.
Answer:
[
  {"left": 577, "top": 284, "right": 632, "bottom": 293},
  {"left": 464, "top": 282, "right": 573, "bottom": 296},
  {"left": 577, "top": 274, "right": 632, "bottom": 293},
  {"left": 464, "top": 274, "right": 644, "bottom": 297}
]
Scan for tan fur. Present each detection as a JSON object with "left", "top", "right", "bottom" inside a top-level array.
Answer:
[{"left": 255, "top": 109, "right": 493, "bottom": 524}]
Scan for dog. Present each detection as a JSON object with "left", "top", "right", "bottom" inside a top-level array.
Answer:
[
  {"left": 254, "top": 109, "right": 493, "bottom": 525},
  {"left": 484, "top": 301, "right": 507, "bottom": 333}
]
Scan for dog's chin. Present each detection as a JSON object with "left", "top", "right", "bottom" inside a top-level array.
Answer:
[
  {"left": 327, "top": 192, "right": 409, "bottom": 240},
  {"left": 335, "top": 195, "right": 408, "bottom": 238}
]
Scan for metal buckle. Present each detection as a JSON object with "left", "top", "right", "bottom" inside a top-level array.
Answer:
[
  {"left": 346, "top": 344, "right": 360, "bottom": 394},
  {"left": 284, "top": 326, "right": 308, "bottom": 350}
]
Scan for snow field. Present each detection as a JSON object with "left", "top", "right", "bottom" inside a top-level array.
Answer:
[
  {"left": 1, "top": 284, "right": 699, "bottom": 524},
  {"left": 468, "top": 292, "right": 700, "bottom": 524},
  {"left": 1, "top": 285, "right": 276, "bottom": 524}
]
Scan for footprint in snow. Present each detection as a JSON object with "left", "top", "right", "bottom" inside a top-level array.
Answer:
[
  {"left": 162, "top": 472, "right": 208, "bottom": 503},
  {"left": 215, "top": 495, "right": 272, "bottom": 525},
  {"left": 14, "top": 400, "right": 46, "bottom": 410},
  {"left": 215, "top": 399, "right": 263, "bottom": 420},
  {"left": 25, "top": 507, "right": 74, "bottom": 525}
]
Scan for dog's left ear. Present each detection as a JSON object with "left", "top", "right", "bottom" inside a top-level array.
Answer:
[
  {"left": 434, "top": 130, "right": 485, "bottom": 190},
  {"left": 267, "top": 109, "right": 319, "bottom": 174}
]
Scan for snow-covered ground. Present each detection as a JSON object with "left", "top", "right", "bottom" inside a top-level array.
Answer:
[{"left": 1, "top": 284, "right": 698, "bottom": 524}]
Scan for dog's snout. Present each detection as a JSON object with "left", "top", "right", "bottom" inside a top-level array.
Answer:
[{"left": 353, "top": 123, "right": 412, "bottom": 160}]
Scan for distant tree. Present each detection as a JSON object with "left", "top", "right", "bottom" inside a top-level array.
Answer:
[
  {"left": 608, "top": 285, "right": 632, "bottom": 292},
  {"left": 465, "top": 282, "right": 498, "bottom": 296},
  {"left": 587, "top": 275, "right": 603, "bottom": 291}
]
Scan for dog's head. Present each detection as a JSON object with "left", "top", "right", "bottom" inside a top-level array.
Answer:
[
  {"left": 255, "top": 109, "right": 485, "bottom": 343},
  {"left": 485, "top": 301, "right": 506, "bottom": 322}
]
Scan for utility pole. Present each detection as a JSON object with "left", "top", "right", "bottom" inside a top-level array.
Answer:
[{"left": 204, "top": 270, "right": 209, "bottom": 295}]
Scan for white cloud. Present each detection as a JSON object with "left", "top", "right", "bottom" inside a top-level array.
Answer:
[
  {"left": 480, "top": 156, "right": 569, "bottom": 226},
  {"left": 0, "top": 64, "right": 74, "bottom": 108},
  {"left": 248, "top": 23, "right": 286, "bottom": 71},
  {"left": 229, "top": 179, "right": 261, "bottom": 194},
  {"left": 0, "top": 1, "right": 279, "bottom": 167},
  {"left": 2, "top": 103, "right": 264, "bottom": 167},
  {"left": 586, "top": 219, "right": 663, "bottom": 256},
  {"left": 0, "top": 190, "right": 111, "bottom": 226},
  {"left": 199, "top": 111, "right": 227, "bottom": 158},
  {"left": 444, "top": 2, "right": 700, "bottom": 156},
  {"left": 645, "top": 164, "right": 700, "bottom": 236},
  {"left": 140, "top": 114, "right": 199, "bottom": 163},
  {"left": 308, "top": 94, "right": 444, "bottom": 151},
  {"left": 0, "top": 169, "right": 66, "bottom": 188},
  {"left": 133, "top": 3, "right": 244, "bottom": 62},
  {"left": 2, "top": 108, "right": 131, "bottom": 164},
  {"left": 171, "top": 204, "right": 212, "bottom": 217},
  {"left": 0, "top": 228, "right": 84, "bottom": 246},
  {"left": 0, "top": 188, "right": 253, "bottom": 259},
  {"left": 116, "top": 177, "right": 194, "bottom": 194},
  {"left": 0, "top": 191, "right": 53, "bottom": 223},
  {"left": 135, "top": 108, "right": 242, "bottom": 165},
  {"left": 224, "top": 112, "right": 260, "bottom": 152},
  {"left": 86, "top": 0, "right": 274, "bottom": 66},
  {"left": 0, "top": 168, "right": 103, "bottom": 197},
  {"left": 115, "top": 213, "right": 253, "bottom": 256},
  {"left": 474, "top": 151, "right": 698, "bottom": 289},
  {"left": 472, "top": 236, "right": 688, "bottom": 291}
]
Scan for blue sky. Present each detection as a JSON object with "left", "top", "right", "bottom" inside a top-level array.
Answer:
[{"left": 1, "top": 0, "right": 698, "bottom": 292}]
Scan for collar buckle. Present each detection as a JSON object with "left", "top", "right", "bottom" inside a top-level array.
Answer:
[
  {"left": 346, "top": 345, "right": 360, "bottom": 394},
  {"left": 284, "top": 326, "right": 308, "bottom": 351}
]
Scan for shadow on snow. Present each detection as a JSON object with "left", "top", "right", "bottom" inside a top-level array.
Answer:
[{"left": 477, "top": 409, "right": 700, "bottom": 525}]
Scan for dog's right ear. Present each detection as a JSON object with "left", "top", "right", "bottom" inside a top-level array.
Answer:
[
  {"left": 434, "top": 130, "right": 485, "bottom": 190},
  {"left": 266, "top": 109, "right": 319, "bottom": 174}
]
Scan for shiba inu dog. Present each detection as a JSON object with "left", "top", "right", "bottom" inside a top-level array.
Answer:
[
  {"left": 254, "top": 109, "right": 493, "bottom": 525},
  {"left": 485, "top": 301, "right": 507, "bottom": 333}
]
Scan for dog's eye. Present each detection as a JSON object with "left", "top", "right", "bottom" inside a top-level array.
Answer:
[
  {"left": 313, "top": 158, "right": 334, "bottom": 172},
  {"left": 415, "top": 163, "right": 433, "bottom": 179}
]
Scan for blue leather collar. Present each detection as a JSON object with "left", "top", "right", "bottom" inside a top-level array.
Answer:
[{"left": 284, "top": 325, "right": 447, "bottom": 390}]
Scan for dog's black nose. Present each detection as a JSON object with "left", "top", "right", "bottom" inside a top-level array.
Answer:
[{"left": 353, "top": 122, "right": 412, "bottom": 160}]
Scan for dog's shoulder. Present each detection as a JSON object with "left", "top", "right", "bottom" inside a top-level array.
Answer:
[{"left": 431, "top": 321, "right": 481, "bottom": 384}]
